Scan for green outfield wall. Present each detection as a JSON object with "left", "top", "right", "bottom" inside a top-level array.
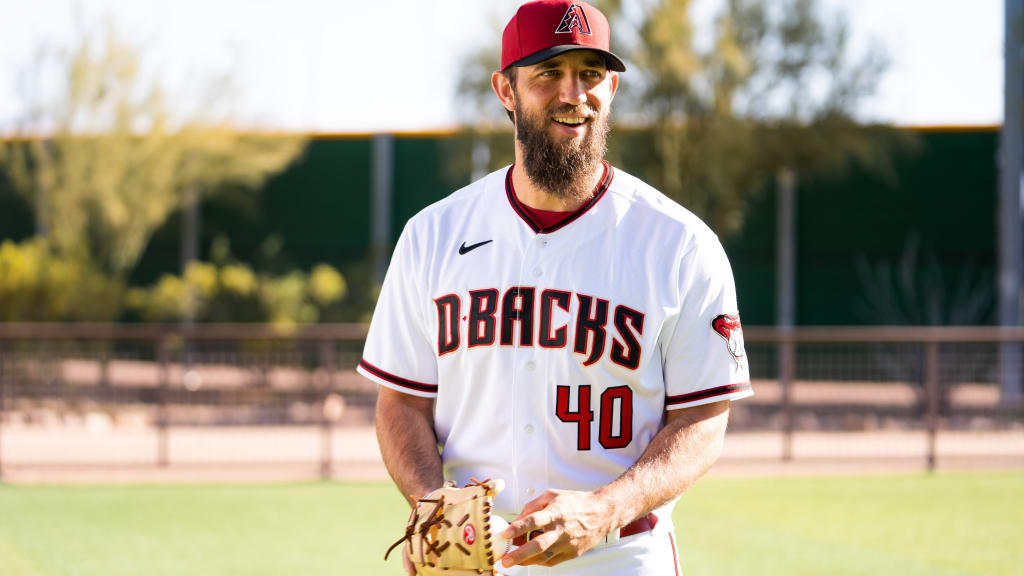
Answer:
[{"left": 0, "top": 128, "right": 998, "bottom": 325}]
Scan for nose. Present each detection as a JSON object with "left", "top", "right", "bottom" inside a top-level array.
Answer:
[{"left": 558, "top": 75, "right": 587, "bottom": 106}]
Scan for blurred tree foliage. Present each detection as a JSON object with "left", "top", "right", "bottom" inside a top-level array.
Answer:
[
  {"left": 454, "top": 0, "right": 913, "bottom": 235},
  {"left": 0, "top": 238, "right": 122, "bottom": 321},
  {"left": 0, "top": 23, "right": 309, "bottom": 321},
  {"left": 126, "top": 260, "right": 347, "bottom": 327}
]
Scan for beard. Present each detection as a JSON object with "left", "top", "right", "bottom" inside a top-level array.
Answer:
[{"left": 514, "top": 97, "right": 609, "bottom": 202}]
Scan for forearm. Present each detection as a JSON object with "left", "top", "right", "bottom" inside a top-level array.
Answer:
[
  {"left": 593, "top": 400, "right": 730, "bottom": 529},
  {"left": 375, "top": 388, "right": 444, "bottom": 505}
]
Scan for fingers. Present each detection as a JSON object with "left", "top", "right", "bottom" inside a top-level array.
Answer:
[
  {"left": 508, "top": 492, "right": 554, "bottom": 535},
  {"left": 501, "top": 530, "right": 562, "bottom": 568},
  {"left": 504, "top": 491, "right": 558, "bottom": 539},
  {"left": 536, "top": 550, "right": 573, "bottom": 567},
  {"left": 520, "top": 490, "right": 557, "bottom": 516},
  {"left": 504, "top": 508, "right": 555, "bottom": 540}
]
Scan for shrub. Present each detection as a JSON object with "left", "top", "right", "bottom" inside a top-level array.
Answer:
[
  {"left": 126, "top": 261, "right": 347, "bottom": 325},
  {"left": 0, "top": 238, "right": 122, "bottom": 321}
]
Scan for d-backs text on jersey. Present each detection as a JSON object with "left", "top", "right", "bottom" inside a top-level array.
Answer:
[{"left": 434, "top": 287, "right": 644, "bottom": 369}]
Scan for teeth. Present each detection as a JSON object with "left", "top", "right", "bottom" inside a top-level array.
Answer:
[{"left": 554, "top": 117, "right": 586, "bottom": 125}]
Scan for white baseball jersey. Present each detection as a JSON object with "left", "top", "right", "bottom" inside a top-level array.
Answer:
[{"left": 358, "top": 162, "right": 752, "bottom": 526}]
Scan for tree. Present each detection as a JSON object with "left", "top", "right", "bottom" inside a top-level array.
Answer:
[
  {"left": 454, "top": 0, "right": 913, "bottom": 235},
  {"left": 0, "top": 23, "right": 308, "bottom": 285}
]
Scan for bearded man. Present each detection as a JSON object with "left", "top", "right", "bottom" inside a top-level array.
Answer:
[{"left": 361, "top": 2, "right": 753, "bottom": 574}]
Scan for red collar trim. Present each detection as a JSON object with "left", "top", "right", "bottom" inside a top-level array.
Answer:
[{"left": 504, "top": 161, "right": 614, "bottom": 234}]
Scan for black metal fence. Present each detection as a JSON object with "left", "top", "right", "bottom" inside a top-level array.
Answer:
[
  {"left": 0, "top": 324, "right": 1021, "bottom": 480},
  {"left": 0, "top": 324, "right": 372, "bottom": 480},
  {"left": 739, "top": 327, "right": 1023, "bottom": 469}
]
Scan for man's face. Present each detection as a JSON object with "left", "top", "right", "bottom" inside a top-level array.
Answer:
[{"left": 506, "top": 51, "right": 617, "bottom": 200}]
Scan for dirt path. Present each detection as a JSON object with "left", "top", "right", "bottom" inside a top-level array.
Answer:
[{"left": 2, "top": 426, "right": 1021, "bottom": 484}]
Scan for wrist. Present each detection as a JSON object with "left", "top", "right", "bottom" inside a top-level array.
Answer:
[
  {"left": 405, "top": 482, "right": 442, "bottom": 505},
  {"left": 591, "top": 485, "right": 632, "bottom": 532}
]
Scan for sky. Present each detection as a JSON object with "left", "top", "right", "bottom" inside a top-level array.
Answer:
[{"left": 0, "top": 0, "right": 1004, "bottom": 134}]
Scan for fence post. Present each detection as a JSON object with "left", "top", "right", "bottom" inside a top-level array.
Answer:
[
  {"left": 780, "top": 329, "right": 795, "bottom": 462},
  {"left": 157, "top": 335, "right": 171, "bottom": 468},
  {"left": 924, "top": 340, "right": 940, "bottom": 472},
  {"left": 100, "top": 349, "right": 111, "bottom": 389},
  {"left": 319, "top": 339, "right": 336, "bottom": 480},
  {"left": 0, "top": 346, "right": 5, "bottom": 482}
]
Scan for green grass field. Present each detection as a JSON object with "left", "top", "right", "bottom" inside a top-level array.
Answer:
[{"left": 0, "top": 471, "right": 1021, "bottom": 575}]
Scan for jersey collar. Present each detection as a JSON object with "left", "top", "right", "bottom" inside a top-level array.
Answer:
[{"left": 504, "top": 161, "right": 614, "bottom": 234}]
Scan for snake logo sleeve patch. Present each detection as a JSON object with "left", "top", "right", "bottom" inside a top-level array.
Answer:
[{"left": 712, "top": 313, "right": 745, "bottom": 363}]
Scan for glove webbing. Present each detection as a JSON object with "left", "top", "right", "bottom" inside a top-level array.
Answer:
[{"left": 383, "top": 478, "right": 496, "bottom": 565}]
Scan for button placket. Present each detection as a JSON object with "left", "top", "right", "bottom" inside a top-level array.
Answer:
[{"left": 516, "top": 233, "right": 555, "bottom": 510}]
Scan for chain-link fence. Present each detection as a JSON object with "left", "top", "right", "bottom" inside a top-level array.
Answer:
[
  {"left": 727, "top": 327, "right": 1024, "bottom": 471},
  {"left": 1, "top": 324, "right": 1022, "bottom": 481},
  {"left": 0, "top": 324, "right": 373, "bottom": 480}
]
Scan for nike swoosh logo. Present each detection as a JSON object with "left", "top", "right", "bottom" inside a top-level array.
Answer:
[{"left": 459, "top": 240, "right": 493, "bottom": 255}]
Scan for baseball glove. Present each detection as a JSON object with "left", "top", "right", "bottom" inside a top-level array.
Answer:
[{"left": 385, "top": 478, "right": 509, "bottom": 575}]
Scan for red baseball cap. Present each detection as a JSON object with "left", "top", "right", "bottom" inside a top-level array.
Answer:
[{"left": 501, "top": 1, "right": 626, "bottom": 72}]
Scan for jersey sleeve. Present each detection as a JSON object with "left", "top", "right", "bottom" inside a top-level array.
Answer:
[
  {"left": 357, "top": 223, "right": 439, "bottom": 398},
  {"left": 660, "top": 234, "right": 753, "bottom": 410}
]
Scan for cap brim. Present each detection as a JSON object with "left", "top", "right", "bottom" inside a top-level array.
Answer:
[{"left": 507, "top": 45, "right": 626, "bottom": 72}]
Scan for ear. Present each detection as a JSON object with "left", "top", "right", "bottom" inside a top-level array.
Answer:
[
  {"left": 491, "top": 71, "right": 515, "bottom": 114},
  {"left": 606, "top": 71, "right": 619, "bottom": 103}
]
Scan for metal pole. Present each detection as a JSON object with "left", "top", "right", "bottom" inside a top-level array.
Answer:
[
  {"left": 157, "top": 336, "right": 171, "bottom": 468},
  {"left": 776, "top": 168, "right": 797, "bottom": 461},
  {"left": 320, "top": 410, "right": 334, "bottom": 480},
  {"left": 780, "top": 334, "right": 795, "bottom": 462},
  {"left": 924, "top": 341, "right": 940, "bottom": 472},
  {"left": 372, "top": 134, "right": 394, "bottom": 286},
  {"left": 1000, "top": 0, "right": 1024, "bottom": 406},
  {"left": 777, "top": 169, "right": 797, "bottom": 331},
  {"left": 182, "top": 185, "right": 200, "bottom": 290},
  {"left": 319, "top": 339, "right": 336, "bottom": 480},
  {"left": 34, "top": 144, "right": 51, "bottom": 239},
  {"left": 99, "top": 347, "right": 110, "bottom": 390},
  {"left": 471, "top": 133, "right": 491, "bottom": 182},
  {"left": 0, "top": 345, "right": 5, "bottom": 482},
  {"left": 181, "top": 184, "right": 200, "bottom": 378}
]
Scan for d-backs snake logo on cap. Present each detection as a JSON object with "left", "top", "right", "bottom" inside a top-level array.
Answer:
[
  {"left": 555, "top": 3, "right": 592, "bottom": 35},
  {"left": 712, "top": 313, "right": 745, "bottom": 364}
]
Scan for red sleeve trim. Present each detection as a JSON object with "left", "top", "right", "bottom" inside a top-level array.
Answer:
[
  {"left": 358, "top": 359, "right": 438, "bottom": 393},
  {"left": 666, "top": 382, "right": 751, "bottom": 406}
]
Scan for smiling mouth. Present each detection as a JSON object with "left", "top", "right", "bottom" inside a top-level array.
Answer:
[{"left": 552, "top": 116, "right": 590, "bottom": 127}]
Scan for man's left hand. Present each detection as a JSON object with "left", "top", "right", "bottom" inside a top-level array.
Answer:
[{"left": 500, "top": 489, "right": 616, "bottom": 568}]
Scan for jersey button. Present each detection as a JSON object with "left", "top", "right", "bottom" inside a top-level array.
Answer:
[
  {"left": 525, "top": 361, "right": 536, "bottom": 372},
  {"left": 524, "top": 424, "right": 534, "bottom": 434},
  {"left": 532, "top": 267, "right": 542, "bottom": 277}
]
